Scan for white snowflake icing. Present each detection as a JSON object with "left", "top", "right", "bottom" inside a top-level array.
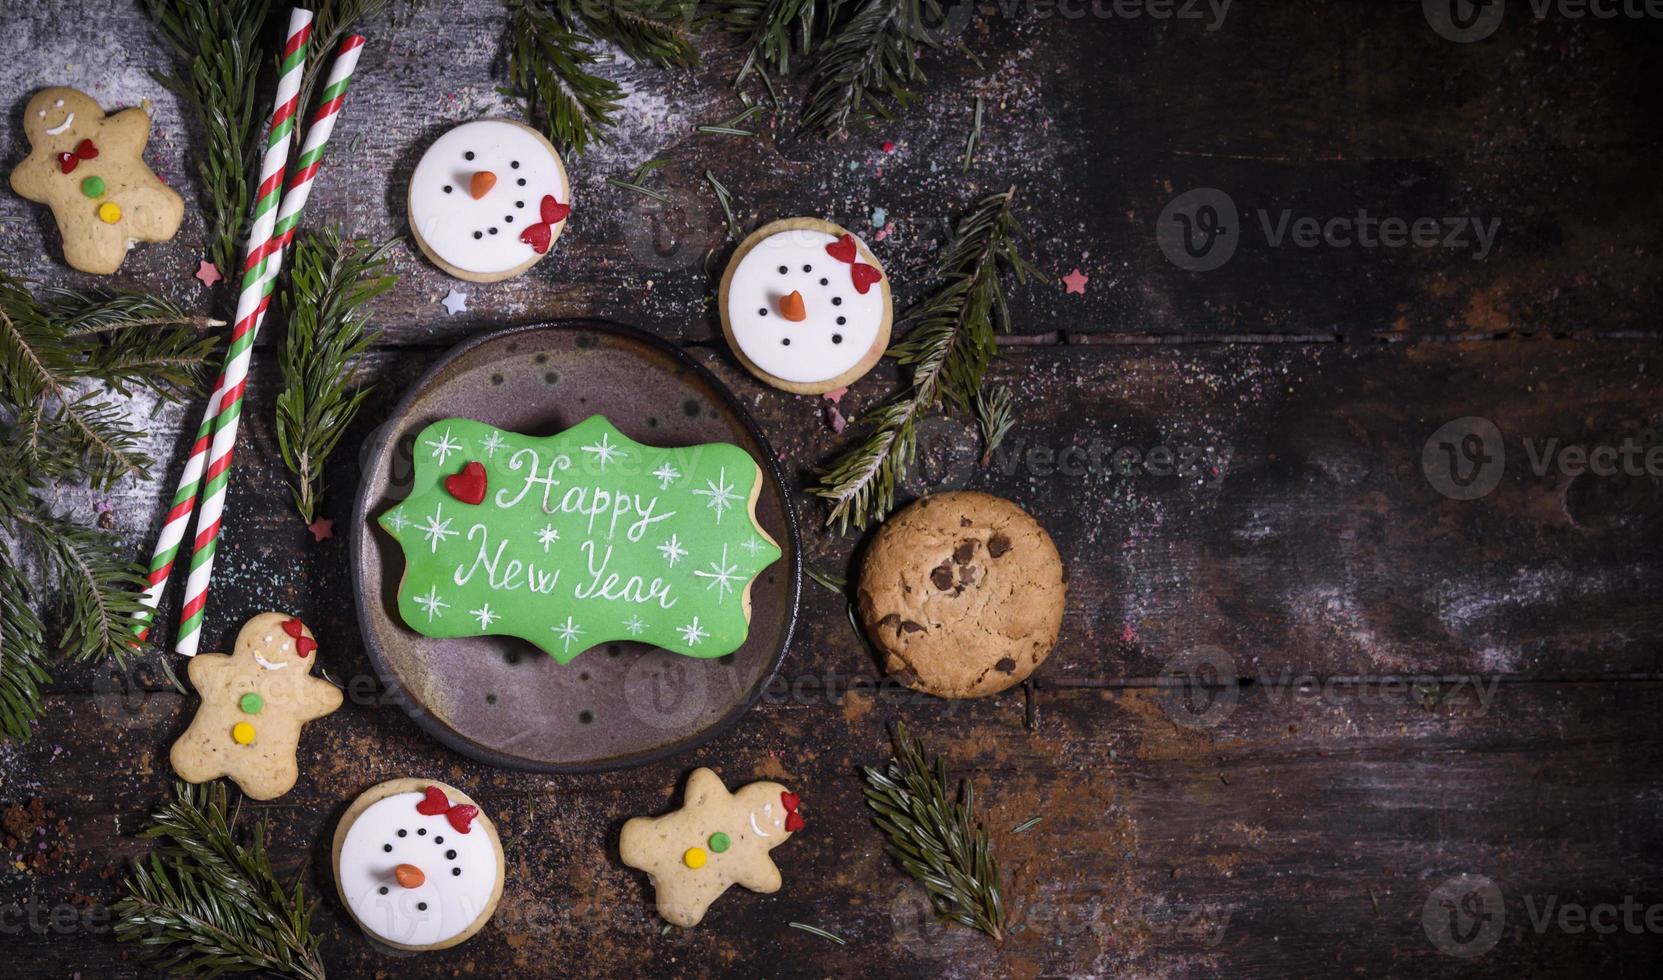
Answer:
[
  {"left": 580, "top": 431, "right": 625, "bottom": 470},
  {"left": 652, "top": 461, "right": 682, "bottom": 490},
  {"left": 424, "top": 426, "right": 464, "bottom": 466},
  {"left": 479, "top": 430, "right": 508, "bottom": 458},
  {"left": 622, "top": 615, "right": 647, "bottom": 636},
  {"left": 385, "top": 508, "right": 411, "bottom": 532},
  {"left": 739, "top": 534, "right": 766, "bottom": 557},
  {"left": 418, "top": 503, "right": 458, "bottom": 552},
  {"left": 536, "top": 524, "right": 561, "bottom": 551},
  {"left": 657, "top": 533, "right": 688, "bottom": 567},
  {"left": 677, "top": 616, "right": 709, "bottom": 647},
  {"left": 693, "top": 545, "right": 742, "bottom": 604},
  {"left": 413, "top": 585, "right": 449, "bottom": 622},
  {"left": 470, "top": 603, "right": 498, "bottom": 630},
  {"left": 550, "top": 616, "right": 585, "bottom": 653},
  {"left": 692, "top": 466, "right": 741, "bottom": 524}
]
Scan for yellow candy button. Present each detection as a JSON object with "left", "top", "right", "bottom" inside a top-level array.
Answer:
[
  {"left": 231, "top": 722, "right": 255, "bottom": 745},
  {"left": 682, "top": 847, "right": 707, "bottom": 869},
  {"left": 97, "top": 202, "right": 121, "bottom": 224}
]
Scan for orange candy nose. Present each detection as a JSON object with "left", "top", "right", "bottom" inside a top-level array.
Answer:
[
  {"left": 394, "top": 863, "right": 426, "bottom": 888},
  {"left": 779, "top": 290, "right": 807, "bottom": 322},
  {"left": 469, "top": 171, "right": 497, "bottom": 199}
]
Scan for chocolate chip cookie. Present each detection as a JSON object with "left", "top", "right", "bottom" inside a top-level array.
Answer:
[{"left": 857, "top": 492, "right": 1065, "bottom": 698}]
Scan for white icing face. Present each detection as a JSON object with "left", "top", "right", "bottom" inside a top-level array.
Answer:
[
  {"left": 338, "top": 791, "right": 498, "bottom": 947},
  {"left": 748, "top": 800, "right": 786, "bottom": 838},
  {"left": 725, "top": 229, "right": 886, "bottom": 384},
  {"left": 408, "top": 120, "right": 569, "bottom": 276}
]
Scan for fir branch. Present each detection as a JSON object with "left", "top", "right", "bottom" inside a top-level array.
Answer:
[
  {"left": 115, "top": 781, "right": 327, "bottom": 980},
  {"left": 11, "top": 511, "right": 152, "bottom": 664},
  {"left": 506, "top": 0, "right": 625, "bottom": 154},
  {"left": 142, "top": 0, "right": 274, "bottom": 276},
  {"left": 0, "top": 544, "right": 51, "bottom": 741},
  {"left": 975, "top": 383, "right": 1012, "bottom": 468},
  {"left": 297, "top": 0, "right": 393, "bottom": 117},
  {"left": 800, "top": 0, "right": 939, "bottom": 137},
  {"left": 713, "top": 0, "right": 822, "bottom": 80},
  {"left": 558, "top": 0, "right": 700, "bottom": 67},
  {"left": 863, "top": 721, "right": 1004, "bottom": 941},
  {"left": 276, "top": 230, "right": 396, "bottom": 524},
  {"left": 812, "top": 188, "right": 1041, "bottom": 530}
]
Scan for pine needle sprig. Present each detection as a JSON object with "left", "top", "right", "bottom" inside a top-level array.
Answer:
[
  {"left": 863, "top": 722, "right": 1004, "bottom": 941},
  {"left": 9, "top": 511, "right": 154, "bottom": 664},
  {"left": 506, "top": 0, "right": 626, "bottom": 154},
  {"left": 142, "top": 0, "right": 274, "bottom": 277},
  {"left": 812, "top": 188, "right": 1041, "bottom": 530},
  {"left": 115, "top": 782, "right": 327, "bottom": 980},
  {"left": 800, "top": 0, "right": 939, "bottom": 137},
  {"left": 714, "top": 0, "right": 822, "bottom": 81},
  {"left": 296, "top": 0, "right": 394, "bottom": 116},
  {"left": 0, "top": 543, "right": 51, "bottom": 741},
  {"left": 276, "top": 230, "right": 396, "bottom": 524},
  {"left": 558, "top": 0, "right": 700, "bottom": 67},
  {"left": 975, "top": 384, "right": 1013, "bottom": 468}
]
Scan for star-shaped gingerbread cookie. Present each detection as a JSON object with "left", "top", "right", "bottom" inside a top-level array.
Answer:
[
  {"left": 169, "top": 613, "right": 342, "bottom": 800},
  {"left": 620, "top": 768, "right": 804, "bottom": 927},
  {"left": 9, "top": 87, "right": 183, "bottom": 275}
]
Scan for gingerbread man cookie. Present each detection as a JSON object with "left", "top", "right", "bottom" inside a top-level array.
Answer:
[
  {"left": 9, "top": 87, "right": 183, "bottom": 275},
  {"left": 169, "top": 613, "right": 342, "bottom": 801},
  {"left": 620, "top": 768, "right": 803, "bottom": 927}
]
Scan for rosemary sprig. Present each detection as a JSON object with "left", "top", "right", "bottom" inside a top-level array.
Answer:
[
  {"left": 800, "top": 0, "right": 940, "bottom": 137},
  {"left": 114, "top": 781, "right": 327, "bottom": 980},
  {"left": 863, "top": 722, "right": 1004, "bottom": 940},
  {"left": 974, "top": 383, "right": 1012, "bottom": 468},
  {"left": 275, "top": 230, "right": 397, "bottom": 524},
  {"left": 141, "top": 0, "right": 273, "bottom": 276},
  {"left": 962, "top": 94, "right": 983, "bottom": 172},
  {"left": 704, "top": 168, "right": 741, "bottom": 238},
  {"left": 607, "top": 158, "right": 673, "bottom": 202},
  {"left": 812, "top": 188, "right": 1042, "bottom": 531}
]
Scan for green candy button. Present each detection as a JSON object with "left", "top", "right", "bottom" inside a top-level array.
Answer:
[
  {"left": 80, "top": 176, "right": 105, "bottom": 198},
  {"left": 707, "top": 832, "right": 730, "bottom": 853},
  {"left": 238, "top": 692, "right": 263, "bottom": 715}
]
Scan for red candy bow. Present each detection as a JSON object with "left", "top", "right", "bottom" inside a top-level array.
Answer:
[
  {"left": 280, "top": 617, "right": 317, "bottom": 658},
  {"left": 780, "top": 791, "right": 804, "bottom": 833},
  {"left": 57, "top": 139, "right": 99, "bottom": 175},
  {"left": 518, "top": 195, "right": 572, "bottom": 255},
  {"left": 416, "top": 786, "right": 479, "bottom": 834},
  {"left": 823, "top": 233, "right": 882, "bottom": 295}
]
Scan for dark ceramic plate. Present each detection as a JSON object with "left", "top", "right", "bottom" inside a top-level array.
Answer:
[{"left": 350, "top": 321, "right": 800, "bottom": 772}]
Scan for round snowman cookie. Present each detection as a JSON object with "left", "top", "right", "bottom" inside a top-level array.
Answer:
[
  {"left": 333, "top": 779, "right": 505, "bottom": 951},
  {"left": 718, "top": 217, "right": 892, "bottom": 395},
  {"left": 407, "top": 119, "right": 571, "bottom": 282}
]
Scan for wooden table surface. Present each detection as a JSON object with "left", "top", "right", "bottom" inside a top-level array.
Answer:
[{"left": 4, "top": 2, "right": 1662, "bottom": 977}]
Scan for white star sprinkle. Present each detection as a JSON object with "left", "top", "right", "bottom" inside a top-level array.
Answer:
[
  {"left": 536, "top": 524, "right": 561, "bottom": 551},
  {"left": 623, "top": 615, "right": 646, "bottom": 636},
  {"left": 693, "top": 545, "right": 742, "bottom": 604},
  {"left": 739, "top": 534, "right": 766, "bottom": 557},
  {"left": 677, "top": 617, "right": 709, "bottom": 647},
  {"left": 652, "top": 461, "right": 682, "bottom": 490},
  {"left": 480, "top": 431, "right": 508, "bottom": 458},
  {"left": 551, "top": 616, "right": 585, "bottom": 652},
  {"left": 441, "top": 288, "right": 468, "bottom": 316},
  {"left": 414, "top": 585, "right": 449, "bottom": 622},
  {"left": 384, "top": 508, "right": 411, "bottom": 532},
  {"left": 579, "top": 431, "right": 625, "bottom": 470},
  {"left": 417, "top": 503, "right": 458, "bottom": 552},
  {"left": 657, "top": 534, "right": 688, "bottom": 567},
  {"left": 470, "top": 603, "right": 498, "bottom": 630},
  {"left": 424, "top": 426, "right": 464, "bottom": 466},
  {"left": 692, "top": 466, "right": 741, "bottom": 524}
]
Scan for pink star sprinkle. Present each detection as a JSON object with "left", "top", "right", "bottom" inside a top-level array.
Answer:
[
  {"left": 1062, "top": 268, "right": 1089, "bottom": 295},
  {"left": 194, "top": 260, "right": 222, "bottom": 287},
  {"left": 307, "top": 517, "right": 334, "bottom": 542}
]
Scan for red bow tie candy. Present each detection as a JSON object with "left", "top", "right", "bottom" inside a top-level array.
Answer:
[
  {"left": 519, "top": 194, "right": 572, "bottom": 255},
  {"left": 279, "top": 617, "right": 317, "bottom": 658},
  {"left": 416, "top": 785, "right": 479, "bottom": 834},
  {"left": 823, "top": 233, "right": 883, "bottom": 295},
  {"left": 57, "top": 138, "right": 99, "bottom": 175},
  {"left": 780, "top": 790, "right": 804, "bottom": 833}
]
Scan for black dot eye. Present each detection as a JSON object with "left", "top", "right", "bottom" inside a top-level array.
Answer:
[
  {"left": 435, "top": 836, "right": 445, "bottom": 845},
  {"left": 511, "top": 160, "right": 520, "bottom": 169},
  {"left": 383, "top": 844, "right": 392, "bottom": 852},
  {"left": 781, "top": 338, "right": 791, "bottom": 346},
  {"left": 757, "top": 308, "right": 767, "bottom": 316},
  {"left": 819, "top": 277, "right": 829, "bottom": 286},
  {"left": 802, "top": 264, "right": 813, "bottom": 272},
  {"left": 832, "top": 334, "right": 843, "bottom": 344},
  {"left": 442, "top": 185, "right": 453, "bottom": 194},
  {"left": 445, "top": 849, "right": 457, "bottom": 859},
  {"left": 397, "top": 829, "right": 407, "bottom": 837},
  {"left": 473, "top": 231, "right": 482, "bottom": 240},
  {"left": 488, "top": 227, "right": 498, "bottom": 235},
  {"left": 516, "top": 201, "right": 525, "bottom": 208},
  {"left": 417, "top": 902, "right": 428, "bottom": 911},
  {"left": 778, "top": 265, "right": 788, "bottom": 274},
  {"left": 516, "top": 178, "right": 526, "bottom": 186},
  {"left": 504, "top": 215, "right": 514, "bottom": 223},
  {"left": 417, "top": 829, "right": 426, "bottom": 836},
  {"left": 379, "top": 886, "right": 389, "bottom": 895},
  {"left": 464, "top": 151, "right": 475, "bottom": 161},
  {"left": 832, "top": 297, "right": 842, "bottom": 306},
  {"left": 452, "top": 868, "right": 462, "bottom": 876},
  {"left": 836, "top": 316, "right": 846, "bottom": 325}
]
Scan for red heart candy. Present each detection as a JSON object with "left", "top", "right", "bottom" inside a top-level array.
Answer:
[
  {"left": 75, "top": 139, "right": 99, "bottom": 160},
  {"left": 416, "top": 786, "right": 450, "bottom": 815},
  {"left": 281, "top": 617, "right": 306, "bottom": 639},
  {"left": 825, "top": 233, "right": 858, "bottom": 264},
  {"left": 785, "top": 811, "right": 805, "bottom": 833},
  {"left": 780, "top": 791, "right": 800, "bottom": 812},
  {"left": 57, "top": 152, "right": 77, "bottom": 174},
  {"left": 445, "top": 803, "right": 479, "bottom": 834},
  {"left": 520, "top": 222, "right": 551, "bottom": 255},
  {"left": 444, "top": 461, "right": 487, "bottom": 505},
  {"left": 850, "top": 262, "right": 883, "bottom": 294},
  {"left": 540, "top": 195, "right": 571, "bottom": 224}
]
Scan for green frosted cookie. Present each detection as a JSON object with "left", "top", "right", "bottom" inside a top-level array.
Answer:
[{"left": 379, "top": 415, "right": 782, "bottom": 662}]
